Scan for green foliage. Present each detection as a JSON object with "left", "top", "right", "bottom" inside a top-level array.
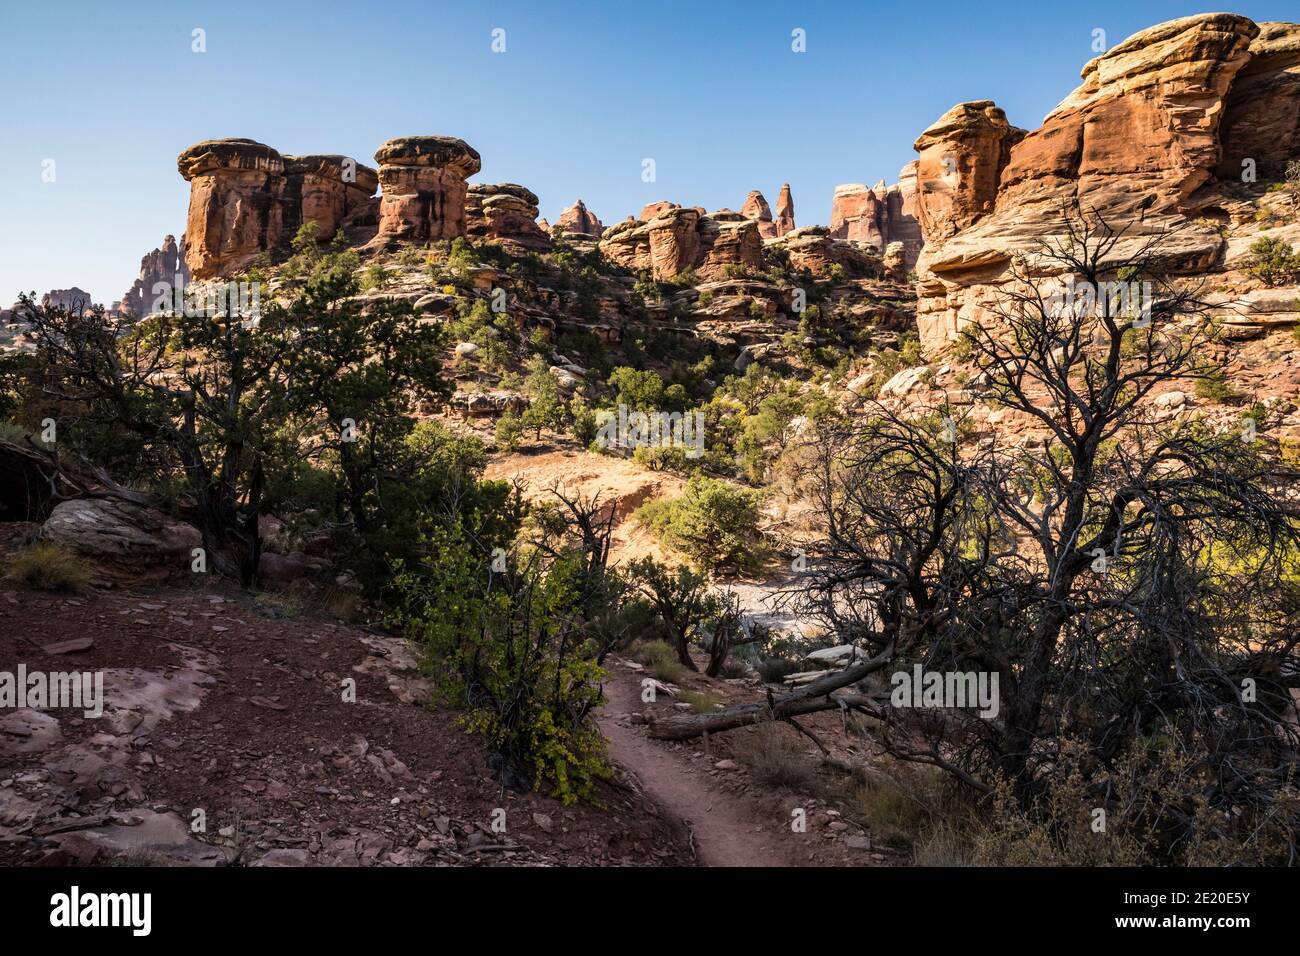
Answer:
[
  {"left": 1194, "top": 368, "right": 1239, "bottom": 404},
  {"left": 520, "top": 357, "right": 565, "bottom": 437},
  {"left": 390, "top": 493, "right": 618, "bottom": 804},
  {"left": 4, "top": 542, "right": 93, "bottom": 592},
  {"left": 632, "top": 639, "right": 685, "bottom": 682},
  {"left": 635, "top": 476, "right": 763, "bottom": 572},
  {"left": 1246, "top": 236, "right": 1300, "bottom": 286},
  {"left": 605, "top": 366, "right": 687, "bottom": 413},
  {"left": 495, "top": 410, "right": 525, "bottom": 450}
]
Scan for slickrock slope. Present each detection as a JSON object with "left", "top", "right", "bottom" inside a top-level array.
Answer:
[{"left": 913, "top": 14, "right": 1299, "bottom": 351}]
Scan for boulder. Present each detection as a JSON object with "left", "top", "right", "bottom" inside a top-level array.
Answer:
[{"left": 40, "top": 498, "right": 200, "bottom": 567}]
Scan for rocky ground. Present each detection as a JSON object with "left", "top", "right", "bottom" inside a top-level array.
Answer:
[{"left": 0, "top": 580, "right": 693, "bottom": 867}]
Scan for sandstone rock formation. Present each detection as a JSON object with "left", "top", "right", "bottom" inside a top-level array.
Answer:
[
  {"left": 465, "top": 183, "right": 550, "bottom": 251},
  {"left": 912, "top": 14, "right": 1295, "bottom": 352},
  {"left": 282, "top": 154, "right": 379, "bottom": 244},
  {"left": 740, "top": 191, "right": 775, "bottom": 236},
  {"left": 40, "top": 498, "right": 200, "bottom": 569},
  {"left": 373, "top": 136, "right": 480, "bottom": 245},
  {"left": 117, "top": 235, "right": 189, "bottom": 318},
  {"left": 771, "top": 227, "right": 883, "bottom": 279},
  {"left": 556, "top": 199, "right": 605, "bottom": 237},
  {"left": 40, "top": 289, "right": 97, "bottom": 313},
  {"left": 179, "top": 139, "right": 382, "bottom": 278},
  {"left": 829, "top": 165, "right": 923, "bottom": 268},
  {"left": 774, "top": 183, "right": 795, "bottom": 235},
  {"left": 913, "top": 101, "right": 1024, "bottom": 244},
  {"left": 178, "top": 139, "right": 290, "bottom": 279},
  {"left": 599, "top": 207, "right": 763, "bottom": 280},
  {"left": 1216, "top": 22, "right": 1300, "bottom": 180}
]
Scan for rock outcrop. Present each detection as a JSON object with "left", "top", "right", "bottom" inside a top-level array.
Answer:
[
  {"left": 599, "top": 207, "right": 763, "bottom": 280},
  {"left": 1216, "top": 22, "right": 1300, "bottom": 180},
  {"left": 740, "top": 191, "right": 776, "bottom": 237},
  {"left": 40, "top": 289, "right": 97, "bottom": 313},
  {"left": 40, "top": 498, "right": 200, "bottom": 569},
  {"left": 179, "top": 139, "right": 381, "bottom": 278},
  {"left": 829, "top": 164, "right": 923, "bottom": 268},
  {"left": 465, "top": 183, "right": 550, "bottom": 251},
  {"left": 912, "top": 14, "right": 1292, "bottom": 351},
  {"left": 373, "top": 136, "right": 480, "bottom": 245},
  {"left": 556, "top": 199, "right": 605, "bottom": 237},
  {"left": 774, "top": 183, "right": 795, "bottom": 235},
  {"left": 178, "top": 139, "right": 290, "bottom": 279},
  {"left": 117, "top": 235, "right": 189, "bottom": 318},
  {"left": 771, "top": 227, "right": 883, "bottom": 279}
]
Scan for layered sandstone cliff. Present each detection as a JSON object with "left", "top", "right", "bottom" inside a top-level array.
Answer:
[
  {"left": 598, "top": 206, "right": 763, "bottom": 280},
  {"left": 913, "top": 14, "right": 1299, "bottom": 351},
  {"left": 178, "top": 139, "right": 378, "bottom": 278},
  {"left": 829, "top": 164, "right": 923, "bottom": 267}
]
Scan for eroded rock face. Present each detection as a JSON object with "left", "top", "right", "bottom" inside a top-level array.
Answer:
[
  {"left": 373, "top": 136, "right": 481, "bottom": 245},
  {"left": 1217, "top": 22, "right": 1300, "bottom": 180},
  {"left": 117, "top": 236, "right": 189, "bottom": 318},
  {"left": 913, "top": 101, "right": 1025, "bottom": 244},
  {"left": 40, "top": 289, "right": 96, "bottom": 313},
  {"left": 599, "top": 207, "right": 762, "bottom": 280},
  {"left": 283, "top": 154, "right": 379, "bottom": 244},
  {"left": 179, "top": 139, "right": 289, "bottom": 279},
  {"left": 829, "top": 165, "right": 923, "bottom": 268},
  {"left": 465, "top": 183, "right": 550, "bottom": 251},
  {"left": 912, "top": 14, "right": 1281, "bottom": 352},
  {"left": 556, "top": 199, "right": 605, "bottom": 237}
]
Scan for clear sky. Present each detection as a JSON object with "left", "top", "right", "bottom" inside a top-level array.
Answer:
[{"left": 1, "top": 1, "right": 1292, "bottom": 305}]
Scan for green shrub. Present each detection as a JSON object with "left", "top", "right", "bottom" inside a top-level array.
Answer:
[
  {"left": 1194, "top": 369, "right": 1239, "bottom": 403},
  {"left": 1246, "top": 237, "right": 1300, "bottom": 286},
  {"left": 633, "top": 639, "right": 685, "bottom": 682},
  {"left": 4, "top": 542, "right": 92, "bottom": 593},
  {"left": 635, "top": 475, "right": 764, "bottom": 572}
]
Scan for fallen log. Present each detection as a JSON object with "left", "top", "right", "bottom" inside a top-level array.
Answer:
[{"left": 648, "top": 646, "right": 894, "bottom": 741}]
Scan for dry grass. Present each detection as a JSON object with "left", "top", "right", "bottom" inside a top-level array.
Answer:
[
  {"left": 632, "top": 639, "right": 686, "bottom": 683},
  {"left": 3, "top": 542, "right": 93, "bottom": 593},
  {"left": 732, "top": 723, "right": 816, "bottom": 789},
  {"left": 675, "top": 689, "right": 721, "bottom": 714}
]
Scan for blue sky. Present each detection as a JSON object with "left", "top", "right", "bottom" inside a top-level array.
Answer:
[{"left": 1, "top": 1, "right": 1292, "bottom": 304}]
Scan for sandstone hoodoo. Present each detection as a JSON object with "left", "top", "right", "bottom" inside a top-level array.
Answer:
[
  {"left": 774, "top": 183, "right": 795, "bottom": 235},
  {"left": 912, "top": 13, "right": 1299, "bottom": 351},
  {"left": 740, "top": 191, "right": 776, "bottom": 237},
  {"left": 178, "top": 139, "right": 379, "bottom": 279},
  {"left": 599, "top": 205, "right": 763, "bottom": 280},
  {"left": 373, "top": 135, "right": 481, "bottom": 245},
  {"left": 556, "top": 198, "right": 605, "bottom": 237},
  {"left": 178, "top": 138, "right": 290, "bottom": 279}
]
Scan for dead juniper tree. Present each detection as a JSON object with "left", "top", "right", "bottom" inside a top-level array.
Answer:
[{"left": 652, "top": 206, "right": 1300, "bottom": 858}]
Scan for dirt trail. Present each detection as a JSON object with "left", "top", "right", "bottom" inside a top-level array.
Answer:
[{"left": 598, "top": 668, "right": 797, "bottom": 867}]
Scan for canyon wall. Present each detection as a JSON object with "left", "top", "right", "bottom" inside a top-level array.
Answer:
[{"left": 913, "top": 14, "right": 1300, "bottom": 351}]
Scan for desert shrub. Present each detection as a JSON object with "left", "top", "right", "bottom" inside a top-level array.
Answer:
[
  {"left": 970, "top": 737, "right": 1300, "bottom": 866},
  {"left": 634, "top": 475, "right": 763, "bottom": 572},
  {"left": 754, "top": 656, "right": 800, "bottom": 683},
  {"left": 1246, "top": 236, "right": 1300, "bottom": 286},
  {"left": 390, "top": 491, "right": 617, "bottom": 804},
  {"left": 4, "top": 542, "right": 92, "bottom": 593},
  {"left": 633, "top": 639, "right": 685, "bottom": 683},
  {"left": 495, "top": 411, "right": 525, "bottom": 450},
  {"left": 675, "top": 689, "right": 720, "bottom": 714},
  {"left": 733, "top": 724, "right": 815, "bottom": 789},
  {"left": 1194, "top": 368, "right": 1239, "bottom": 403}
]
